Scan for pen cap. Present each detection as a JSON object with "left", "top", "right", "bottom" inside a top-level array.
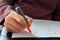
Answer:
[
  {"left": 15, "top": 7, "right": 28, "bottom": 24},
  {"left": 15, "top": 7, "right": 25, "bottom": 16}
]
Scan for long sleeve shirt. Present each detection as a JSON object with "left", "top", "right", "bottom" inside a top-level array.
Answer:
[{"left": 0, "top": 0, "right": 60, "bottom": 24}]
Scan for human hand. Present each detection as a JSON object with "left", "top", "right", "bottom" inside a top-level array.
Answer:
[{"left": 4, "top": 12, "right": 33, "bottom": 33}]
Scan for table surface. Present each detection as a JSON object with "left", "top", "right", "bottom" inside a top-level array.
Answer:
[{"left": 0, "top": 19, "right": 60, "bottom": 40}]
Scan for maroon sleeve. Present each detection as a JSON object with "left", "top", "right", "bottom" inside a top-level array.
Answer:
[
  {"left": 52, "top": 0, "right": 60, "bottom": 21},
  {"left": 0, "top": 0, "right": 17, "bottom": 23}
]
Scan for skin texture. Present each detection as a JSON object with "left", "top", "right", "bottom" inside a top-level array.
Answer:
[{"left": 4, "top": 12, "right": 33, "bottom": 33}]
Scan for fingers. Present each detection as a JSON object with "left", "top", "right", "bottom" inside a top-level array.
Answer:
[
  {"left": 4, "top": 22, "right": 20, "bottom": 33},
  {"left": 4, "top": 12, "right": 33, "bottom": 33},
  {"left": 5, "top": 17, "right": 24, "bottom": 31},
  {"left": 10, "top": 12, "right": 28, "bottom": 28}
]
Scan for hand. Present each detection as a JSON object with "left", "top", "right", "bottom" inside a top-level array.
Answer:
[{"left": 4, "top": 12, "right": 33, "bottom": 33}]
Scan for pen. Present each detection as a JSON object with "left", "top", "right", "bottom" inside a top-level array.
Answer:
[{"left": 15, "top": 7, "right": 32, "bottom": 33}]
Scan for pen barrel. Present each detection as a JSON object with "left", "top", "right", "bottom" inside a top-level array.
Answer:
[
  {"left": 15, "top": 7, "right": 31, "bottom": 33},
  {"left": 15, "top": 7, "right": 28, "bottom": 24}
]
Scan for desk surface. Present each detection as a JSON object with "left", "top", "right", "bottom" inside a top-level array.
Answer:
[{"left": 12, "top": 19, "right": 60, "bottom": 38}]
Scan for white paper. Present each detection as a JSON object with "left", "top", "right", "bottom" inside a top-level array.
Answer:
[{"left": 12, "top": 19, "right": 60, "bottom": 38}]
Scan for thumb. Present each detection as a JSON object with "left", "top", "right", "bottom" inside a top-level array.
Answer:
[{"left": 25, "top": 15, "right": 33, "bottom": 26}]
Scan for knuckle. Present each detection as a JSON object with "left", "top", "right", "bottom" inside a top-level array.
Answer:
[
  {"left": 5, "top": 13, "right": 15, "bottom": 20},
  {"left": 5, "top": 13, "right": 13, "bottom": 19},
  {"left": 5, "top": 17, "right": 13, "bottom": 23},
  {"left": 5, "top": 16, "right": 12, "bottom": 21},
  {"left": 17, "top": 18, "right": 23, "bottom": 24},
  {"left": 5, "top": 16, "right": 9, "bottom": 20}
]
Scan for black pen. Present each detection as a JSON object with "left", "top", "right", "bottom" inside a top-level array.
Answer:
[{"left": 15, "top": 7, "right": 32, "bottom": 33}]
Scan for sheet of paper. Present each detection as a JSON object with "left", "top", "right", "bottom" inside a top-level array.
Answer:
[{"left": 12, "top": 19, "right": 60, "bottom": 38}]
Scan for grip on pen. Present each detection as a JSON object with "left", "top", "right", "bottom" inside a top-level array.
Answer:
[
  {"left": 15, "top": 7, "right": 28, "bottom": 23},
  {"left": 15, "top": 7, "right": 32, "bottom": 33}
]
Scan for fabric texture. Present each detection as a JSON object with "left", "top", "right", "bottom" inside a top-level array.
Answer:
[{"left": 0, "top": 0, "right": 60, "bottom": 24}]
